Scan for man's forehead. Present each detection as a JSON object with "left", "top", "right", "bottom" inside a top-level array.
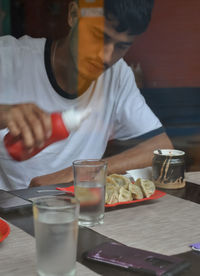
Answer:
[
  {"left": 105, "top": 19, "right": 135, "bottom": 43},
  {"left": 89, "top": 17, "right": 135, "bottom": 43}
]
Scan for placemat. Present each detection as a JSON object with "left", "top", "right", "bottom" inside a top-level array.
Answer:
[
  {"left": 91, "top": 195, "right": 200, "bottom": 255},
  {"left": 0, "top": 218, "right": 98, "bottom": 276},
  {"left": 185, "top": 172, "right": 200, "bottom": 185}
]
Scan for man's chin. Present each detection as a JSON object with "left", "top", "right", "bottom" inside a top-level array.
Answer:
[{"left": 78, "top": 70, "right": 103, "bottom": 82}]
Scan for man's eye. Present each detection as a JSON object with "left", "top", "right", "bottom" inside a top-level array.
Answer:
[
  {"left": 115, "top": 44, "right": 128, "bottom": 50},
  {"left": 92, "top": 29, "right": 103, "bottom": 40},
  {"left": 104, "top": 34, "right": 111, "bottom": 43}
]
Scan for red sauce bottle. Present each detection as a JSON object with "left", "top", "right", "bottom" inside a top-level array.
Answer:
[{"left": 4, "top": 109, "right": 90, "bottom": 161}]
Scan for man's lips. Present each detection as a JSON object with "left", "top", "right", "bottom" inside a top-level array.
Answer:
[{"left": 87, "top": 60, "right": 103, "bottom": 71}]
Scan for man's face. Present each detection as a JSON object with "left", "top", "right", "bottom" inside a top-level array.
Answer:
[{"left": 69, "top": 14, "right": 135, "bottom": 81}]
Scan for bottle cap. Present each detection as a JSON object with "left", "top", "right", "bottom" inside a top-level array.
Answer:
[{"left": 61, "top": 108, "right": 91, "bottom": 131}]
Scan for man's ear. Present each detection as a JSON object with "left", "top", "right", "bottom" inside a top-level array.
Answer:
[{"left": 68, "top": 1, "right": 79, "bottom": 27}]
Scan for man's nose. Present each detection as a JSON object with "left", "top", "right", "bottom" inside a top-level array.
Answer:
[{"left": 98, "top": 43, "right": 114, "bottom": 65}]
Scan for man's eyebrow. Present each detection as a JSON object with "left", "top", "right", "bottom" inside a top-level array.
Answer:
[
  {"left": 92, "top": 26, "right": 133, "bottom": 45},
  {"left": 116, "top": 41, "right": 133, "bottom": 46},
  {"left": 104, "top": 33, "right": 132, "bottom": 45}
]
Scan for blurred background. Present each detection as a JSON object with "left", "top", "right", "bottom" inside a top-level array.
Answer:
[{"left": 0, "top": 0, "right": 200, "bottom": 171}]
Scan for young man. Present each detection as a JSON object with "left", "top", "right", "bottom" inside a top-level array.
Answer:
[{"left": 0, "top": 0, "right": 172, "bottom": 190}]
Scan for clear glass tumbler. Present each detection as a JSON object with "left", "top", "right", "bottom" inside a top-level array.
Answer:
[
  {"left": 73, "top": 159, "right": 107, "bottom": 227},
  {"left": 33, "top": 196, "right": 79, "bottom": 276}
]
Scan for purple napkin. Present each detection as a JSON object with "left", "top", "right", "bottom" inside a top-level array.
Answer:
[{"left": 190, "top": 242, "right": 200, "bottom": 251}]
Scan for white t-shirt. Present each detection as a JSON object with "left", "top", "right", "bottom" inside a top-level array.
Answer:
[{"left": 0, "top": 35, "right": 162, "bottom": 190}]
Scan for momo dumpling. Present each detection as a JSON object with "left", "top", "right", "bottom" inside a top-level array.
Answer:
[
  {"left": 135, "top": 178, "right": 155, "bottom": 198},
  {"left": 105, "top": 184, "right": 119, "bottom": 204},
  {"left": 118, "top": 187, "right": 133, "bottom": 202},
  {"left": 109, "top": 174, "right": 132, "bottom": 189},
  {"left": 106, "top": 176, "right": 120, "bottom": 190},
  {"left": 106, "top": 176, "right": 115, "bottom": 185},
  {"left": 129, "top": 183, "right": 144, "bottom": 200},
  {"left": 106, "top": 190, "right": 119, "bottom": 204}
]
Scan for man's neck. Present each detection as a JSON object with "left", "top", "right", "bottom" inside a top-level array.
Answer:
[{"left": 51, "top": 38, "right": 93, "bottom": 96}]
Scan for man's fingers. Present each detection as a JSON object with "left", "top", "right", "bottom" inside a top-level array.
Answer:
[
  {"left": 7, "top": 121, "right": 21, "bottom": 137},
  {"left": 15, "top": 116, "right": 35, "bottom": 148},
  {"left": 24, "top": 111, "right": 46, "bottom": 148},
  {"left": 34, "top": 108, "right": 52, "bottom": 139}
]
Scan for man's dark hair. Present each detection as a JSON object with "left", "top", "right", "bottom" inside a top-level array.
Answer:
[{"left": 104, "top": 0, "right": 154, "bottom": 35}]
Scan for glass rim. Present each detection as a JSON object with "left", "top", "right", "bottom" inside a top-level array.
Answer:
[
  {"left": 32, "top": 195, "right": 79, "bottom": 211},
  {"left": 73, "top": 159, "right": 107, "bottom": 167}
]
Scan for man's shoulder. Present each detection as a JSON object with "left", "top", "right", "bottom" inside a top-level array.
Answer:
[
  {"left": 18, "top": 35, "right": 46, "bottom": 50},
  {"left": 102, "top": 58, "right": 136, "bottom": 91},
  {"left": 111, "top": 58, "right": 130, "bottom": 73},
  {"left": 105, "top": 58, "right": 134, "bottom": 82},
  {"left": 0, "top": 35, "right": 46, "bottom": 52},
  {"left": 0, "top": 35, "right": 18, "bottom": 48}
]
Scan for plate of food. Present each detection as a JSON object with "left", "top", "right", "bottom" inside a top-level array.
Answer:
[
  {"left": 104, "top": 174, "right": 165, "bottom": 207},
  {"left": 57, "top": 174, "right": 166, "bottom": 208},
  {"left": 0, "top": 218, "right": 10, "bottom": 242}
]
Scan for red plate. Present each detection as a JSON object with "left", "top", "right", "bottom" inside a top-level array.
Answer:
[
  {"left": 56, "top": 186, "right": 166, "bottom": 207},
  {"left": 0, "top": 219, "right": 10, "bottom": 242}
]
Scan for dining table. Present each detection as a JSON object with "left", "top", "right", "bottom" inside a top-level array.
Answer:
[{"left": 1, "top": 171, "right": 200, "bottom": 275}]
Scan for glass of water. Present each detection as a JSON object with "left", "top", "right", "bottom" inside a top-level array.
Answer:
[
  {"left": 73, "top": 159, "right": 107, "bottom": 227},
  {"left": 33, "top": 196, "right": 79, "bottom": 276}
]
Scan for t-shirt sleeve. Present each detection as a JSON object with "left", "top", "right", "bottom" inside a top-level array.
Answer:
[{"left": 112, "top": 61, "right": 163, "bottom": 141}]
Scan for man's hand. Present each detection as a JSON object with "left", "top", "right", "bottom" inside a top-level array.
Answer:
[
  {"left": 29, "top": 166, "right": 74, "bottom": 187},
  {"left": 0, "top": 103, "right": 52, "bottom": 150}
]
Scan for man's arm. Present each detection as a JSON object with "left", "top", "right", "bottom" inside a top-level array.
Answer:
[
  {"left": 104, "top": 132, "right": 173, "bottom": 175},
  {"left": 30, "top": 132, "right": 173, "bottom": 187}
]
